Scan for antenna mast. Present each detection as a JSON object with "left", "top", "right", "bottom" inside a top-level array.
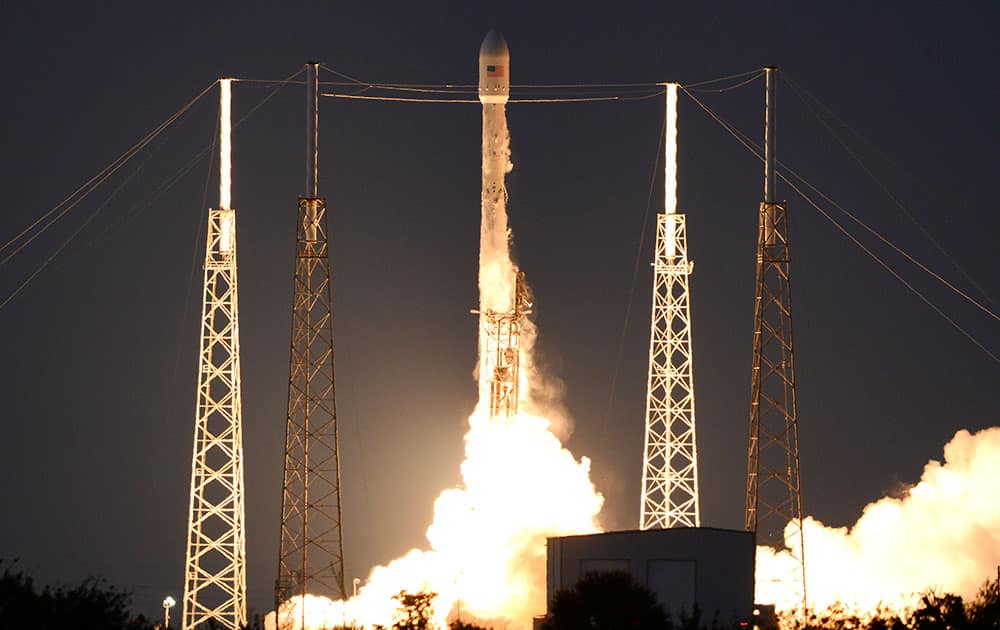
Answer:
[
  {"left": 181, "top": 78, "right": 248, "bottom": 630},
  {"left": 275, "top": 62, "right": 347, "bottom": 628},
  {"left": 745, "top": 67, "right": 807, "bottom": 613},
  {"left": 640, "top": 83, "right": 700, "bottom": 529}
]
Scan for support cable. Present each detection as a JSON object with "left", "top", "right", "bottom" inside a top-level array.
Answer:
[
  {"left": 0, "top": 81, "right": 218, "bottom": 262},
  {"left": 600, "top": 108, "right": 667, "bottom": 443},
  {"left": 780, "top": 71, "right": 996, "bottom": 309},
  {"left": 102, "top": 69, "right": 306, "bottom": 239},
  {"left": 780, "top": 164, "right": 999, "bottom": 323},
  {"left": 173, "top": 121, "right": 217, "bottom": 381},
  {"left": 781, "top": 176, "right": 1000, "bottom": 364},
  {"left": 0, "top": 70, "right": 303, "bottom": 313},
  {"left": 324, "top": 92, "right": 662, "bottom": 104},
  {"left": 681, "top": 68, "right": 767, "bottom": 89},
  {"left": 311, "top": 64, "right": 758, "bottom": 99},
  {"left": 685, "top": 70, "right": 764, "bottom": 93},
  {"left": 240, "top": 70, "right": 760, "bottom": 91},
  {"left": 683, "top": 85, "right": 998, "bottom": 321},
  {"left": 681, "top": 87, "right": 999, "bottom": 363},
  {"left": 0, "top": 158, "right": 143, "bottom": 312}
]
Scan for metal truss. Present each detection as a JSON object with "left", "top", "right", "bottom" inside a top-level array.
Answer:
[
  {"left": 475, "top": 272, "right": 532, "bottom": 422},
  {"left": 275, "top": 197, "right": 346, "bottom": 625},
  {"left": 182, "top": 207, "right": 248, "bottom": 630},
  {"left": 640, "top": 212, "right": 700, "bottom": 530},
  {"left": 746, "top": 201, "right": 807, "bottom": 609}
]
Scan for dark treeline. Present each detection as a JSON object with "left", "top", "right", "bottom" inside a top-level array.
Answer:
[
  {"left": 0, "top": 560, "right": 156, "bottom": 629},
  {"left": 802, "top": 584, "right": 1000, "bottom": 630},
  {"left": 540, "top": 571, "right": 1000, "bottom": 630},
  {"left": 2, "top": 562, "right": 998, "bottom": 630}
]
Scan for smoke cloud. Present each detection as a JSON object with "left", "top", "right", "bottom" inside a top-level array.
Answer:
[{"left": 757, "top": 426, "right": 1000, "bottom": 615}]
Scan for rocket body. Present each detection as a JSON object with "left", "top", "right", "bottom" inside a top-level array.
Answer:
[
  {"left": 478, "top": 29, "right": 514, "bottom": 315},
  {"left": 476, "top": 30, "right": 521, "bottom": 422}
]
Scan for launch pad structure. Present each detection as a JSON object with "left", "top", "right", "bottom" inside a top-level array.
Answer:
[
  {"left": 181, "top": 79, "right": 249, "bottom": 630},
  {"left": 745, "top": 67, "right": 807, "bottom": 612},
  {"left": 474, "top": 272, "right": 533, "bottom": 421},
  {"left": 275, "top": 62, "right": 347, "bottom": 627},
  {"left": 640, "top": 84, "right": 701, "bottom": 530},
  {"left": 169, "top": 44, "right": 813, "bottom": 627}
]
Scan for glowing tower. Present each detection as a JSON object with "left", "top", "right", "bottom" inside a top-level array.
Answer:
[
  {"left": 275, "top": 63, "right": 347, "bottom": 627},
  {"left": 182, "top": 78, "right": 248, "bottom": 630},
  {"left": 640, "top": 84, "right": 700, "bottom": 530},
  {"left": 745, "top": 67, "right": 807, "bottom": 611}
]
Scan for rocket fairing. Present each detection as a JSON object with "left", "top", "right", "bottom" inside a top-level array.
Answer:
[{"left": 478, "top": 29, "right": 510, "bottom": 104}]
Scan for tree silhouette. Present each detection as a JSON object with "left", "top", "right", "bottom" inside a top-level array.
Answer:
[
  {"left": 0, "top": 560, "right": 155, "bottom": 629},
  {"left": 909, "top": 592, "right": 968, "bottom": 630},
  {"left": 800, "top": 579, "right": 1000, "bottom": 630},
  {"left": 542, "top": 570, "right": 671, "bottom": 630},
  {"left": 392, "top": 590, "right": 437, "bottom": 630},
  {"left": 967, "top": 579, "right": 1000, "bottom": 629}
]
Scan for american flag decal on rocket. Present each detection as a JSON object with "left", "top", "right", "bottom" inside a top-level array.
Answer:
[{"left": 486, "top": 64, "right": 504, "bottom": 77}]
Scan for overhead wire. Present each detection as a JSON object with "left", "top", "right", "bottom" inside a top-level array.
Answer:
[
  {"left": 681, "top": 68, "right": 767, "bottom": 89},
  {"left": 779, "top": 162, "right": 999, "bottom": 323},
  {"left": 779, "top": 72, "right": 920, "bottom": 182},
  {"left": 1, "top": 139, "right": 157, "bottom": 312},
  {"left": 159, "top": 118, "right": 217, "bottom": 433},
  {"left": 683, "top": 85, "right": 998, "bottom": 322},
  {"left": 780, "top": 70, "right": 996, "bottom": 309},
  {"left": 601, "top": 98, "right": 668, "bottom": 443},
  {"left": 685, "top": 70, "right": 764, "bottom": 93},
  {"left": 681, "top": 86, "right": 999, "bottom": 363},
  {"left": 318, "top": 62, "right": 369, "bottom": 86},
  {"left": 106, "top": 67, "right": 307, "bottom": 238},
  {"left": 324, "top": 93, "right": 654, "bottom": 104},
  {"left": 0, "top": 178, "right": 131, "bottom": 312},
  {"left": 0, "top": 68, "right": 304, "bottom": 312},
  {"left": 0, "top": 81, "right": 218, "bottom": 264},
  {"left": 308, "top": 63, "right": 759, "bottom": 103},
  {"left": 780, "top": 175, "right": 1000, "bottom": 364}
]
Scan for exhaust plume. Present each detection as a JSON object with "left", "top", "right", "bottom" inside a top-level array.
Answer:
[{"left": 757, "top": 426, "right": 1000, "bottom": 615}]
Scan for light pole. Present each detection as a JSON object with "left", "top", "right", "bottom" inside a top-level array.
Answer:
[
  {"left": 162, "top": 596, "right": 176, "bottom": 629},
  {"left": 352, "top": 578, "right": 360, "bottom": 598}
]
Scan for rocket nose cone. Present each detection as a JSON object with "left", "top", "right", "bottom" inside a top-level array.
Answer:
[{"left": 480, "top": 29, "right": 509, "bottom": 58}]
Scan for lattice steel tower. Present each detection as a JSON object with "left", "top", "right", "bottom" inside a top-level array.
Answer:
[
  {"left": 275, "top": 63, "right": 346, "bottom": 626},
  {"left": 182, "top": 79, "right": 248, "bottom": 630},
  {"left": 640, "top": 84, "right": 700, "bottom": 530},
  {"left": 745, "top": 67, "right": 807, "bottom": 610}
]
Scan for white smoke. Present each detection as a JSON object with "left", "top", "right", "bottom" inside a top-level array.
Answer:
[
  {"left": 757, "top": 426, "right": 1000, "bottom": 615},
  {"left": 266, "top": 97, "right": 604, "bottom": 630}
]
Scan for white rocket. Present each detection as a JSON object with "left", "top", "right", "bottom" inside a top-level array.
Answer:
[
  {"left": 476, "top": 30, "right": 525, "bottom": 422},
  {"left": 478, "top": 29, "right": 510, "bottom": 104},
  {"left": 478, "top": 28, "right": 511, "bottom": 251}
]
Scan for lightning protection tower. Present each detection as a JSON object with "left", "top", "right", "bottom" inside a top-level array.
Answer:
[
  {"left": 275, "top": 63, "right": 346, "bottom": 627},
  {"left": 640, "top": 84, "right": 700, "bottom": 530},
  {"left": 182, "top": 78, "right": 248, "bottom": 630},
  {"left": 745, "top": 67, "right": 807, "bottom": 612}
]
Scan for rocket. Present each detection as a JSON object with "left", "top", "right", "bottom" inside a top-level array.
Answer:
[
  {"left": 476, "top": 29, "right": 522, "bottom": 422},
  {"left": 478, "top": 29, "right": 509, "bottom": 104}
]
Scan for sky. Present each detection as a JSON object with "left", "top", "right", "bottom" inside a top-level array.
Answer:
[{"left": 0, "top": 1, "right": 997, "bottom": 622}]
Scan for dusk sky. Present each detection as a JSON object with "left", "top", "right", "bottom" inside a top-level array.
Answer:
[{"left": 1, "top": 2, "right": 997, "bottom": 621}]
